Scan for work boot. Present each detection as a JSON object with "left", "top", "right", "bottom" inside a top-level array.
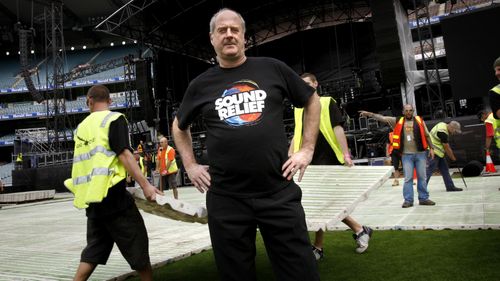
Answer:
[
  {"left": 402, "top": 201, "right": 413, "bottom": 208},
  {"left": 419, "top": 199, "right": 436, "bottom": 206}
]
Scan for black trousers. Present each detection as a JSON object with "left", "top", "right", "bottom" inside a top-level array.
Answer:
[{"left": 206, "top": 183, "right": 320, "bottom": 281}]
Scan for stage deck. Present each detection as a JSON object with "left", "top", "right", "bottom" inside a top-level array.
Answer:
[
  {"left": 0, "top": 198, "right": 210, "bottom": 281},
  {"left": 299, "top": 165, "right": 393, "bottom": 231},
  {"left": 0, "top": 165, "right": 391, "bottom": 280},
  {"left": 2, "top": 165, "right": 499, "bottom": 280}
]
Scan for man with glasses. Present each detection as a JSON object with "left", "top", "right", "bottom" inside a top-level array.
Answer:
[{"left": 359, "top": 105, "right": 436, "bottom": 208}]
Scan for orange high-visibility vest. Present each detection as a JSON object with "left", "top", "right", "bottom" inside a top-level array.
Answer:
[
  {"left": 388, "top": 132, "right": 394, "bottom": 155},
  {"left": 392, "top": 116, "right": 428, "bottom": 151}
]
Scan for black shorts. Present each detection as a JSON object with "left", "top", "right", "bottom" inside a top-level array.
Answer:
[
  {"left": 81, "top": 204, "right": 150, "bottom": 270},
  {"left": 391, "top": 151, "right": 402, "bottom": 170}
]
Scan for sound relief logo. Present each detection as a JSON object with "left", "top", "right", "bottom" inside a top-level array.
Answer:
[{"left": 214, "top": 80, "right": 267, "bottom": 126}]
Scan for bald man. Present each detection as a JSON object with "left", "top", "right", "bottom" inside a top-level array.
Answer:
[
  {"left": 360, "top": 105, "right": 436, "bottom": 208},
  {"left": 156, "top": 137, "right": 179, "bottom": 199}
]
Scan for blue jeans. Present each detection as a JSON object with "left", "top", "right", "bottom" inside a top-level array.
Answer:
[
  {"left": 402, "top": 152, "right": 429, "bottom": 203},
  {"left": 426, "top": 156, "right": 455, "bottom": 190}
]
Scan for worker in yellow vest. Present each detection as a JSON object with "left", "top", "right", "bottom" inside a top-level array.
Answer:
[
  {"left": 290, "top": 73, "right": 372, "bottom": 259},
  {"left": 15, "top": 153, "right": 23, "bottom": 170},
  {"left": 137, "top": 140, "right": 144, "bottom": 154},
  {"left": 126, "top": 150, "right": 148, "bottom": 186},
  {"left": 489, "top": 57, "right": 500, "bottom": 191},
  {"left": 426, "top": 121, "right": 463, "bottom": 192},
  {"left": 478, "top": 109, "right": 500, "bottom": 162},
  {"left": 64, "top": 85, "right": 162, "bottom": 280},
  {"left": 490, "top": 57, "right": 500, "bottom": 120}
]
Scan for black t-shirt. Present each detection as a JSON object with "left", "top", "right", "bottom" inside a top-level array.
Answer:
[
  {"left": 437, "top": 131, "right": 448, "bottom": 143},
  {"left": 311, "top": 100, "right": 344, "bottom": 165},
  {"left": 489, "top": 88, "right": 500, "bottom": 119},
  {"left": 86, "top": 115, "right": 134, "bottom": 219},
  {"left": 176, "top": 57, "right": 314, "bottom": 198}
]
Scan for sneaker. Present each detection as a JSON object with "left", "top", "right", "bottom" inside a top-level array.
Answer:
[
  {"left": 392, "top": 179, "right": 399, "bottom": 186},
  {"left": 311, "top": 246, "right": 324, "bottom": 261},
  {"left": 446, "top": 187, "right": 463, "bottom": 192},
  {"left": 402, "top": 201, "right": 413, "bottom": 208},
  {"left": 419, "top": 199, "right": 436, "bottom": 206},
  {"left": 353, "top": 226, "right": 373, "bottom": 253}
]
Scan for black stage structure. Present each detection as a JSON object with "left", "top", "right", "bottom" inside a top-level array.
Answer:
[{"left": 1, "top": 0, "right": 498, "bottom": 189}]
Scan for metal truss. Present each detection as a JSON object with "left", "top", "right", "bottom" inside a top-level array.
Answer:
[
  {"left": 246, "top": 1, "right": 371, "bottom": 49},
  {"left": 95, "top": 0, "right": 158, "bottom": 34},
  {"left": 94, "top": 0, "right": 372, "bottom": 62},
  {"left": 63, "top": 56, "right": 126, "bottom": 82},
  {"left": 15, "top": 128, "right": 53, "bottom": 154},
  {"left": 94, "top": 0, "right": 213, "bottom": 63},
  {"left": 44, "top": 0, "right": 72, "bottom": 152},
  {"left": 411, "top": 0, "right": 445, "bottom": 117}
]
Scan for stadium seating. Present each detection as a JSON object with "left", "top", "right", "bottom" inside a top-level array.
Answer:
[{"left": 0, "top": 45, "right": 148, "bottom": 93}]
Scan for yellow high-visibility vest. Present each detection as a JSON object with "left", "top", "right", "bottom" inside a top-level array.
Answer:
[
  {"left": 485, "top": 112, "right": 500, "bottom": 149},
  {"left": 293, "top": 96, "right": 344, "bottom": 164},
  {"left": 165, "top": 146, "right": 178, "bottom": 174},
  {"left": 64, "top": 110, "right": 127, "bottom": 209},
  {"left": 491, "top": 84, "right": 500, "bottom": 95},
  {"left": 139, "top": 156, "right": 147, "bottom": 176},
  {"left": 429, "top": 122, "right": 448, "bottom": 158}
]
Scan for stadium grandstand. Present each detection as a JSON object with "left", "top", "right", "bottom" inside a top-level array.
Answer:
[{"left": 0, "top": 0, "right": 499, "bottom": 280}]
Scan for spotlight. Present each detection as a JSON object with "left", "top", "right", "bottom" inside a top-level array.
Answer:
[
  {"left": 110, "top": 42, "right": 114, "bottom": 46},
  {"left": 83, "top": 45, "right": 87, "bottom": 49},
  {"left": 6, "top": 51, "right": 10, "bottom": 56},
  {"left": 70, "top": 46, "right": 75, "bottom": 51},
  {"left": 122, "top": 41, "right": 126, "bottom": 45}
]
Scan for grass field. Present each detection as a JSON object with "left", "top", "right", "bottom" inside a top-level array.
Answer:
[{"left": 128, "top": 229, "right": 500, "bottom": 281}]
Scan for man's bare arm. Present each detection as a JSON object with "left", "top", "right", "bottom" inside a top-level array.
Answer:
[
  {"left": 172, "top": 118, "right": 210, "bottom": 192},
  {"left": 443, "top": 143, "right": 456, "bottom": 161},
  {"left": 333, "top": 125, "right": 353, "bottom": 166},
  {"left": 358, "top": 110, "right": 397, "bottom": 128},
  {"left": 283, "top": 93, "right": 320, "bottom": 181},
  {"left": 118, "top": 149, "right": 162, "bottom": 201}
]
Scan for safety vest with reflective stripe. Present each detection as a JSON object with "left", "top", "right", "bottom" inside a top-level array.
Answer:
[
  {"left": 429, "top": 122, "right": 448, "bottom": 158},
  {"left": 64, "top": 110, "right": 127, "bottom": 209},
  {"left": 485, "top": 112, "right": 500, "bottom": 149},
  {"left": 139, "top": 156, "right": 147, "bottom": 176},
  {"left": 388, "top": 132, "right": 394, "bottom": 155},
  {"left": 293, "top": 96, "right": 344, "bottom": 164},
  {"left": 392, "top": 116, "right": 428, "bottom": 152},
  {"left": 161, "top": 146, "right": 178, "bottom": 174},
  {"left": 491, "top": 84, "right": 500, "bottom": 95}
]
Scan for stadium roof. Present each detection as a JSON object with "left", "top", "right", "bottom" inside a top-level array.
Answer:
[{"left": 0, "top": 0, "right": 377, "bottom": 60}]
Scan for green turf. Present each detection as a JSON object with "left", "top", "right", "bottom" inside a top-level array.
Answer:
[{"left": 127, "top": 230, "right": 500, "bottom": 281}]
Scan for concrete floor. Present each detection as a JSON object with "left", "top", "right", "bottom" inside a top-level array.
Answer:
[{"left": 333, "top": 169, "right": 500, "bottom": 230}]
